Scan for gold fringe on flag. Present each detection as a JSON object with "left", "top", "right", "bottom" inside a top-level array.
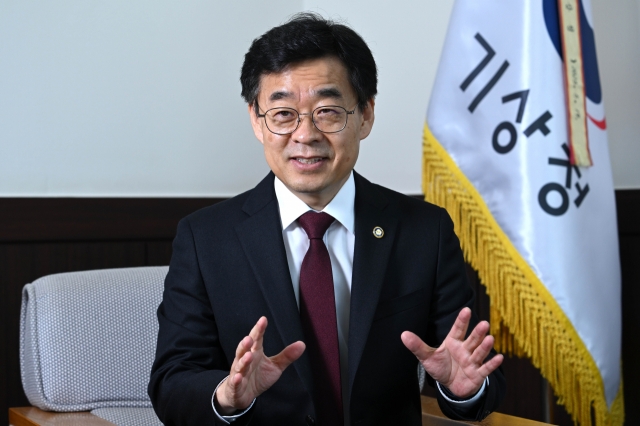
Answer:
[{"left": 422, "top": 123, "right": 624, "bottom": 426}]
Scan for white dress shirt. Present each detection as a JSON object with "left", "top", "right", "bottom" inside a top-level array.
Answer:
[
  {"left": 213, "top": 172, "right": 485, "bottom": 423},
  {"left": 276, "top": 172, "right": 356, "bottom": 423}
]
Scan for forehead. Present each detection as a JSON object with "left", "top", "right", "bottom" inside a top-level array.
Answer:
[{"left": 257, "top": 57, "right": 355, "bottom": 104}]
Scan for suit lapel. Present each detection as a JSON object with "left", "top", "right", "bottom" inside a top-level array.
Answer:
[
  {"left": 234, "top": 173, "right": 314, "bottom": 398},
  {"left": 348, "top": 172, "right": 398, "bottom": 396}
]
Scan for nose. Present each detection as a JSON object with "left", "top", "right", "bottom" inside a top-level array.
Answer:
[{"left": 291, "top": 112, "right": 321, "bottom": 144}]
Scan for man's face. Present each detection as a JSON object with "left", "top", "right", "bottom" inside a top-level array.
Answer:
[{"left": 249, "top": 56, "right": 375, "bottom": 210}]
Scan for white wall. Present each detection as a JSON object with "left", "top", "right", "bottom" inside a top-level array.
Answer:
[
  {"left": 0, "top": 0, "right": 638, "bottom": 196},
  {"left": 591, "top": 0, "right": 640, "bottom": 189},
  {"left": 0, "top": 1, "right": 297, "bottom": 196},
  {"left": 301, "top": 1, "right": 454, "bottom": 194}
]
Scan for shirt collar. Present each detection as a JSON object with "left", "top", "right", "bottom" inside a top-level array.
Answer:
[{"left": 274, "top": 172, "right": 355, "bottom": 235}]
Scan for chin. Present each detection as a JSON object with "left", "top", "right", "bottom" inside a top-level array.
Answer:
[{"left": 288, "top": 181, "right": 327, "bottom": 195}]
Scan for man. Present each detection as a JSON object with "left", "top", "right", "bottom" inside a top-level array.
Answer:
[{"left": 149, "top": 13, "right": 505, "bottom": 426}]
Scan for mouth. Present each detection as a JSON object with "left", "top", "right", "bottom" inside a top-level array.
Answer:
[{"left": 293, "top": 157, "right": 325, "bottom": 165}]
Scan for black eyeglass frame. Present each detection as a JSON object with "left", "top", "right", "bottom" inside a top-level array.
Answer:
[{"left": 256, "top": 103, "right": 356, "bottom": 135}]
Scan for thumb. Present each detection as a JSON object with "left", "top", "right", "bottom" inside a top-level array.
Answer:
[
  {"left": 401, "top": 331, "right": 436, "bottom": 362},
  {"left": 270, "top": 341, "right": 306, "bottom": 371}
]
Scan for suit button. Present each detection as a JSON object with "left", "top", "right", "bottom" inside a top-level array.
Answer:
[{"left": 306, "top": 414, "right": 315, "bottom": 425}]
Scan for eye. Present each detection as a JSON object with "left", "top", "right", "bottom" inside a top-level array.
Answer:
[
  {"left": 315, "top": 107, "right": 340, "bottom": 116},
  {"left": 269, "top": 108, "right": 297, "bottom": 122}
]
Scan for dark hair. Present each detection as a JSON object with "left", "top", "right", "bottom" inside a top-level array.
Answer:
[{"left": 240, "top": 12, "right": 377, "bottom": 112}]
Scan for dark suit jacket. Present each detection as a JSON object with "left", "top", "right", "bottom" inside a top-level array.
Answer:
[{"left": 148, "top": 172, "right": 505, "bottom": 426}]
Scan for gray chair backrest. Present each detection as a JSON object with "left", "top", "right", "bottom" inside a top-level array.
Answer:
[{"left": 20, "top": 266, "right": 168, "bottom": 412}]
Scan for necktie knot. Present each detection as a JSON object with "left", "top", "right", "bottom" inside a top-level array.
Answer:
[{"left": 297, "top": 211, "right": 335, "bottom": 240}]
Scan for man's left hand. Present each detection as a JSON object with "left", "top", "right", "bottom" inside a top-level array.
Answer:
[{"left": 401, "top": 307, "right": 504, "bottom": 399}]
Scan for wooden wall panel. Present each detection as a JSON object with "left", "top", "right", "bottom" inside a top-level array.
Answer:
[
  {"left": 1, "top": 192, "right": 638, "bottom": 426},
  {"left": 620, "top": 235, "right": 640, "bottom": 425},
  {"left": 146, "top": 241, "right": 175, "bottom": 266},
  {"left": 1, "top": 198, "right": 218, "bottom": 242},
  {"left": 618, "top": 190, "right": 640, "bottom": 426}
]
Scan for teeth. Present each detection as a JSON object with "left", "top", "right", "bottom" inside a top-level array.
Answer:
[{"left": 296, "top": 158, "right": 321, "bottom": 164}]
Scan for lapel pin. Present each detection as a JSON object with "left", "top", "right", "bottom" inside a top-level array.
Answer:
[{"left": 373, "top": 226, "right": 384, "bottom": 238}]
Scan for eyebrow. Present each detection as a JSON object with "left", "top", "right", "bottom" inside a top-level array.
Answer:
[
  {"left": 316, "top": 87, "right": 343, "bottom": 100},
  {"left": 267, "top": 87, "right": 344, "bottom": 102},
  {"left": 269, "top": 91, "right": 294, "bottom": 102}
]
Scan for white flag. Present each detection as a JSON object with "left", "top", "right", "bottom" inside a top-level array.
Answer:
[{"left": 423, "top": 1, "right": 623, "bottom": 425}]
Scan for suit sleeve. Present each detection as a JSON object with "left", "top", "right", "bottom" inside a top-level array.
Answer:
[
  {"left": 428, "top": 208, "right": 506, "bottom": 421},
  {"left": 148, "top": 218, "right": 254, "bottom": 426}
]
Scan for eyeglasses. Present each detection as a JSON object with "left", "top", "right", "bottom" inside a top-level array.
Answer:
[{"left": 256, "top": 103, "right": 356, "bottom": 135}]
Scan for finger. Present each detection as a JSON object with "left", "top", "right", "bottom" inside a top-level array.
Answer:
[
  {"left": 225, "top": 334, "right": 257, "bottom": 405},
  {"left": 234, "top": 350, "right": 254, "bottom": 376},
  {"left": 228, "top": 349, "right": 253, "bottom": 390},
  {"left": 271, "top": 341, "right": 306, "bottom": 370},
  {"left": 229, "top": 335, "right": 253, "bottom": 391},
  {"left": 401, "top": 331, "right": 436, "bottom": 362},
  {"left": 469, "top": 334, "right": 496, "bottom": 365},
  {"left": 227, "top": 360, "right": 247, "bottom": 395},
  {"left": 234, "top": 335, "right": 253, "bottom": 363},
  {"left": 222, "top": 371, "right": 249, "bottom": 411},
  {"left": 462, "top": 320, "right": 490, "bottom": 353},
  {"left": 217, "top": 374, "right": 239, "bottom": 408},
  {"left": 476, "top": 353, "right": 504, "bottom": 378},
  {"left": 248, "top": 316, "right": 268, "bottom": 351},
  {"left": 447, "top": 307, "right": 472, "bottom": 341},
  {"left": 228, "top": 348, "right": 258, "bottom": 396},
  {"left": 229, "top": 362, "right": 246, "bottom": 388}
]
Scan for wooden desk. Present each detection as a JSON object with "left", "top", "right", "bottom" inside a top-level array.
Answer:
[
  {"left": 421, "top": 396, "right": 554, "bottom": 425},
  {"left": 9, "top": 407, "right": 114, "bottom": 426},
  {"left": 11, "top": 397, "right": 553, "bottom": 426}
]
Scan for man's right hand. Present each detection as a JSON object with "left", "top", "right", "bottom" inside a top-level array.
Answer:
[{"left": 215, "top": 316, "right": 306, "bottom": 414}]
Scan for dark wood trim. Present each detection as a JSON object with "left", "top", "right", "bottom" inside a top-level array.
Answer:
[
  {"left": 0, "top": 198, "right": 223, "bottom": 242},
  {"left": 616, "top": 189, "right": 640, "bottom": 235},
  {"left": 617, "top": 189, "right": 640, "bottom": 425},
  {"left": 2, "top": 190, "right": 630, "bottom": 241}
]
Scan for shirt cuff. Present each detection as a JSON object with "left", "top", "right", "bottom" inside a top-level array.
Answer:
[
  {"left": 211, "top": 376, "right": 256, "bottom": 424},
  {"left": 436, "top": 377, "right": 489, "bottom": 408}
]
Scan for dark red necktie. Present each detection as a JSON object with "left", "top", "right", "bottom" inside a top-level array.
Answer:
[{"left": 297, "top": 211, "right": 343, "bottom": 426}]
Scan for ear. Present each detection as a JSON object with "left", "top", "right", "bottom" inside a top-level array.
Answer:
[
  {"left": 248, "top": 103, "right": 265, "bottom": 145},
  {"left": 358, "top": 98, "right": 375, "bottom": 140}
]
